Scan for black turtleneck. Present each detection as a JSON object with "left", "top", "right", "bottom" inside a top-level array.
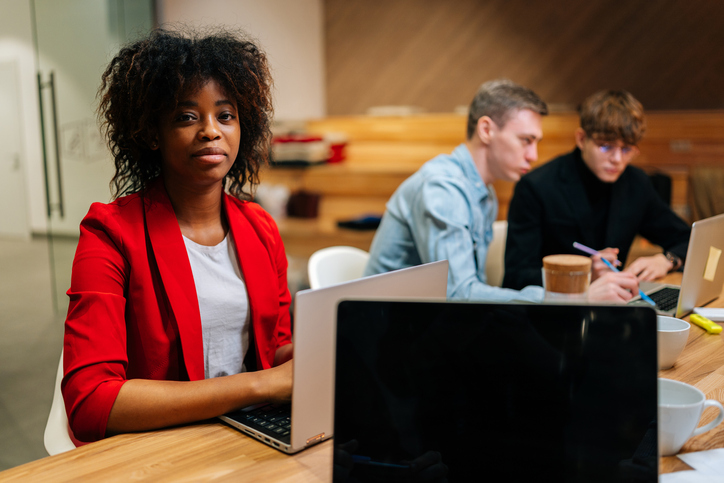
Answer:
[{"left": 573, "top": 148, "right": 613, "bottom": 248}]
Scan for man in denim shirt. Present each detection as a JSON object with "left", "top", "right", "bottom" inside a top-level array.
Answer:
[{"left": 364, "top": 80, "right": 639, "bottom": 302}]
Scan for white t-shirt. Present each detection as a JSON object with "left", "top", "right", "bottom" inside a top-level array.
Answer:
[{"left": 183, "top": 234, "right": 250, "bottom": 379}]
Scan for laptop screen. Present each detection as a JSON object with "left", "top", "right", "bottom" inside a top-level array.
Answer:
[{"left": 334, "top": 301, "right": 658, "bottom": 483}]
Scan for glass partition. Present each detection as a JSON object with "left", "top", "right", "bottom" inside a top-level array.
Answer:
[{"left": 33, "top": 0, "right": 154, "bottom": 311}]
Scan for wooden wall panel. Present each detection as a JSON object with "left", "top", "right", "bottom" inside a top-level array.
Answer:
[{"left": 324, "top": 0, "right": 724, "bottom": 115}]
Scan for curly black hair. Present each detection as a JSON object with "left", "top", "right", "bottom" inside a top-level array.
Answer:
[{"left": 98, "top": 27, "right": 273, "bottom": 200}]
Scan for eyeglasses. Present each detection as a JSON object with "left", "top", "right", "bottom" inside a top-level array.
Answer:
[{"left": 594, "top": 141, "right": 636, "bottom": 157}]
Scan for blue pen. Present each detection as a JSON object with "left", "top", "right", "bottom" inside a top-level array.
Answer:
[{"left": 573, "top": 242, "right": 657, "bottom": 307}]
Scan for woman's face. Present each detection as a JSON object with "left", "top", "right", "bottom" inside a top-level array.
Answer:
[{"left": 154, "top": 79, "right": 241, "bottom": 190}]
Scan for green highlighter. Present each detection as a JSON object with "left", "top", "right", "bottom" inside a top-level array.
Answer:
[{"left": 690, "top": 314, "right": 723, "bottom": 334}]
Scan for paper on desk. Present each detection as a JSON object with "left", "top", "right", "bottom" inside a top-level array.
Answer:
[
  {"left": 660, "top": 470, "right": 724, "bottom": 483},
  {"left": 677, "top": 448, "right": 724, "bottom": 476}
]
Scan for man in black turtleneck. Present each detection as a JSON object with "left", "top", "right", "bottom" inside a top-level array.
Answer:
[{"left": 503, "top": 90, "right": 691, "bottom": 291}]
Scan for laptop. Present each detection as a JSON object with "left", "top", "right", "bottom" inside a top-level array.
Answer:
[
  {"left": 334, "top": 300, "right": 658, "bottom": 482},
  {"left": 219, "top": 260, "right": 448, "bottom": 453},
  {"left": 629, "top": 212, "right": 724, "bottom": 317}
]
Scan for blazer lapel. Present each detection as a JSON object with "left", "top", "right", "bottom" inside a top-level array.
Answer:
[
  {"left": 144, "top": 181, "right": 205, "bottom": 381},
  {"left": 224, "top": 196, "right": 278, "bottom": 369}
]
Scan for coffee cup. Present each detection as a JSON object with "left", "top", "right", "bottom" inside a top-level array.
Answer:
[
  {"left": 657, "top": 316, "right": 690, "bottom": 370},
  {"left": 542, "top": 255, "right": 591, "bottom": 300},
  {"left": 658, "top": 378, "right": 724, "bottom": 456}
]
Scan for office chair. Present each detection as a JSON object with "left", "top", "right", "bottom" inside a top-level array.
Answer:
[
  {"left": 307, "top": 246, "right": 370, "bottom": 289},
  {"left": 44, "top": 349, "right": 76, "bottom": 455},
  {"left": 485, "top": 220, "right": 507, "bottom": 287}
]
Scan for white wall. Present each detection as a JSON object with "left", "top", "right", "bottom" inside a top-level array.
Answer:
[
  {"left": 158, "top": 0, "right": 326, "bottom": 121},
  {"left": 0, "top": 0, "right": 325, "bottom": 237},
  {"left": 0, "top": 0, "right": 47, "bottom": 234}
]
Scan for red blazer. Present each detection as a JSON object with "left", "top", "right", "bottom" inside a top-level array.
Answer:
[{"left": 62, "top": 180, "right": 292, "bottom": 442}]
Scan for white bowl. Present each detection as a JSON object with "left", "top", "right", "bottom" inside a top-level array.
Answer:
[{"left": 657, "top": 316, "right": 690, "bottom": 370}]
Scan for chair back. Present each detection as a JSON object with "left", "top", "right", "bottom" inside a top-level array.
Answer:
[
  {"left": 44, "top": 349, "right": 76, "bottom": 455},
  {"left": 308, "top": 246, "right": 370, "bottom": 289},
  {"left": 689, "top": 166, "right": 724, "bottom": 221},
  {"left": 485, "top": 220, "right": 507, "bottom": 287}
]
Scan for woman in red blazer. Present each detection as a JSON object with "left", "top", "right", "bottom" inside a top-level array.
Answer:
[{"left": 63, "top": 29, "right": 293, "bottom": 443}]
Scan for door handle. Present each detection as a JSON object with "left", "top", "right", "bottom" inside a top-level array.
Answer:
[
  {"left": 37, "top": 71, "right": 65, "bottom": 218},
  {"left": 37, "top": 72, "right": 52, "bottom": 218}
]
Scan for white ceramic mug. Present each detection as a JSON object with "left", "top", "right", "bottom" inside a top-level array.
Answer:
[
  {"left": 658, "top": 378, "right": 724, "bottom": 456},
  {"left": 657, "top": 316, "right": 690, "bottom": 370}
]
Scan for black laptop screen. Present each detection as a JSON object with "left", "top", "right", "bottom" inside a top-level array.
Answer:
[{"left": 333, "top": 301, "right": 658, "bottom": 483}]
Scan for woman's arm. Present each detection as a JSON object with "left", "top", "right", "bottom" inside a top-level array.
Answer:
[
  {"left": 274, "top": 343, "right": 293, "bottom": 366},
  {"left": 106, "top": 362, "right": 292, "bottom": 435}
]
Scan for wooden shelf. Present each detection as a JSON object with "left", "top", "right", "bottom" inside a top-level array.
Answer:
[
  {"left": 274, "top": 217, "right": 376, "bottom": 258},
  {"left": 264, "top": 112, "right": 724, "bottom": 257}
]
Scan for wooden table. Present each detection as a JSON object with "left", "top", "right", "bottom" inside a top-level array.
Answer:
[
  {"left": 2, "top": 273, "right": 722, "bottom": 481},
  {"left": 659, "top": 272, "right": 724, "bottom": 474},
  {"left": 0, "top": 422, "right": 332, "bottom": 482}
]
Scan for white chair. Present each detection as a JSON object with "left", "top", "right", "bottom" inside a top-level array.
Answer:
[
  {"left": 44, "top": 349, "right": 77, "bottom": 455},
  {"left": 485, "top": 220, "right": 507, "bottom": 287},
  {"left": 307, "top": 246, "right": 370, "bottom": 289}
]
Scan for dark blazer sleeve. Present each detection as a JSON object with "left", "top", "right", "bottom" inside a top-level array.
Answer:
[
  {"left": 503, "top": 174, "right": 546, "bottom": 289},
  {"left": 636, "top": 173, "right": 691, "bottom": 262}
]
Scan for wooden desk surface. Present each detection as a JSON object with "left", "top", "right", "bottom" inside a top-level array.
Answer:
[
  {"left": 659, "top": 273, "right": 724, "bottom": 474},
  {"left": 0, "top": 422, "right": 332, "bottom": 482},
  {"left": 2, "top": 274, "right": 722, "bottom": 481}
]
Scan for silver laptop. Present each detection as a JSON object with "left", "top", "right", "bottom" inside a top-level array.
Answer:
[
  {"left": 219, "top": 260, "right": 448, "bottom": 453},
  {"left": 629, "top": 213, "right": 724, "bottom": 317}
]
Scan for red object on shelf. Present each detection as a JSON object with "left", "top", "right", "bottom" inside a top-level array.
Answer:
[
  {"left": 328, "top": 142, "right": 347, "bottom": 163},
  {"left": 272, "top": 134, "right": 324, "bottom": 143}
]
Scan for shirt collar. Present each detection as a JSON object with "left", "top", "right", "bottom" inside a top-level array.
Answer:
[{"left": 451, "top": 143, "right": 491, "bottom": 201}]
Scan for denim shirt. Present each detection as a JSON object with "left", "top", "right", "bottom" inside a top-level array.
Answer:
[{"left": 364, "top": 144, "right": 544, "bottom": 303}]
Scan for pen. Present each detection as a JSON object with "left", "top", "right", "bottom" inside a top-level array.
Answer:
[
  {"left": 573, "top": 242, "right": 657, "bottom": 307},
  {"left": 572, "top": 242, "right": 622, "bottom": 266}
]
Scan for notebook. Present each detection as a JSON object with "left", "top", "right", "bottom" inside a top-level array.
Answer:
[
  {"left": 334, "top": 300, "right": 659, "bottom": 482},
  {"left": 629, "top": 212, "right": 724, "bottom": 317},
  {"left": 219, "top": 260, "right": 448, "bottom": 453}
]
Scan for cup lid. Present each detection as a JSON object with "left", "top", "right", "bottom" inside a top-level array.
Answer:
[{"left": 542, "top": 254, "right": 592, "bottom": 272}]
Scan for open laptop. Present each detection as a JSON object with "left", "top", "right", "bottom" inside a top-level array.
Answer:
[
  {"left": 219, "top": 260, "right": 448, "bottom": 453},
  {"left": 334, "top": 300, "right": 658, "bottom": 482},
  {"left": 629, "top": 212, "right": 724, "bottom": 317}
]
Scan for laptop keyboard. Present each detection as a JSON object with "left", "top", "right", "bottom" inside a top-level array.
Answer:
[
  {"left": 229, "top": 403, "right": 292, "bottom": 443},
  {"left": 649, "top": 287, "right": 680, "bottom": 312}
]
